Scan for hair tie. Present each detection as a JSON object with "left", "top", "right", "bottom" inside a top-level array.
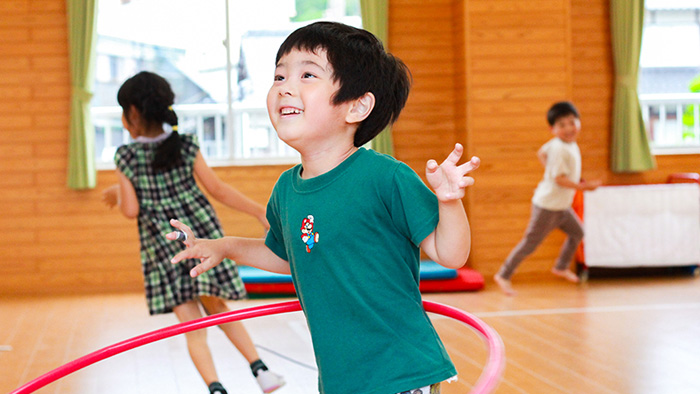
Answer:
[
  {"left": 168, "top": 106, "right": 174, "bottom": 111},
  {"left": 172, "top": 125, "right": 178, "bottom": 131}
]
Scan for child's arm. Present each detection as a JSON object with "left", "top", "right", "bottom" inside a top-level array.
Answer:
[
  {"left": 555, "top": 176, "right": 602, "bottom": 191},
  {"left": 193, "top": 151, "right": 269, "bottom": 229},
  {"left": 102, "top": 171, "right": 139, "bottom": 219},
  {"left": 167, "top": 219, "right": 290, "bottom": 277},
  {"left": 537, "top": 146, "right": 548, "bottom": 166},
  {"left": 420, "top": 143, "right": 480, "bottom": 269}
]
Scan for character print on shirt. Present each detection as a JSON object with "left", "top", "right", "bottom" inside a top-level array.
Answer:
[{"left": 300, "top": 215, "right": 319, "bottom": 253}]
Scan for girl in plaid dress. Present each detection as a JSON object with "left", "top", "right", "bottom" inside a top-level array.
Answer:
[{"left": 102, "top": 71, "right": 284, "bottom": 394}]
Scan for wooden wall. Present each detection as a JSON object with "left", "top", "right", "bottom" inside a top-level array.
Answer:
[
  {"left": 1, "top": 0, "right": 698, "bottom": 295},
  {"left": 0, "top": 0, "right": 287, "bottom": 295}
]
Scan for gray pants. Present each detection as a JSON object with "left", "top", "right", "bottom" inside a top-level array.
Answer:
[{"left": 497, "top": 204, "right": 584, "bottom": 280}]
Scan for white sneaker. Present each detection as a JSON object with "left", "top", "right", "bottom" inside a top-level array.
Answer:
[{"left": 256, "top": 370, "right": 285, "bottom": 393}]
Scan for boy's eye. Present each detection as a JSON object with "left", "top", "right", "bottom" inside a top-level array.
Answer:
[{"left": 302, "top": 72, "right": 316, "bottom": 79}]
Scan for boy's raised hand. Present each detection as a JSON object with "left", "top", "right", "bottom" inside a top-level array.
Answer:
[
  {"left": 426, "top": 143, "right": 480, "bottom": 202},
  {"left": 167, "top": 219, "right": 225, "bottom": 278}
]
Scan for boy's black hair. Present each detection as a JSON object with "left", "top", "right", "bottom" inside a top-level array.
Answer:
[
  {"left": 117, "top": 71, "right": 181, "bottom": 171},
  {"left": 276, "top": 21, "right": 412, "bottom": 147},
  {"left": 546, "top": 101, "right": 580, "bottom": 126}
]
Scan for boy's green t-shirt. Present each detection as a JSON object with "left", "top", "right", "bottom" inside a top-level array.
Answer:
[{"left": 265, "top": 148, "right": 456, "bottom": 394}]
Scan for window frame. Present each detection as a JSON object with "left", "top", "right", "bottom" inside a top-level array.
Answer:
[
  {"left": 91, "top": 0, "right": 362, "bottom": 169},
  {"left": 639, "top": 2, "right": 700, "bottom": 155}
]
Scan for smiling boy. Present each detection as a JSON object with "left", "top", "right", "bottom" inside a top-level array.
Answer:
[{"left": 169, "top": 22, "right": 480, "bottom": 394}]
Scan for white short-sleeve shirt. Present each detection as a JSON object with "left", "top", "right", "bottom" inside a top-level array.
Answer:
[{"left": 531, "top": 137, "right": 581, "bottom": 210}]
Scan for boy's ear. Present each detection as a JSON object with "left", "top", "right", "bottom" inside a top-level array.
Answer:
[{"left": 346, "top": 92, "right": 375, "bottom": 124}]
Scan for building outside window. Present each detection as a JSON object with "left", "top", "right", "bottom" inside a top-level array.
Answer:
[
  {"left": 639, "top": 0, "right": 700, "bottom": 154},
  {"left": 92, "top": 0, "right": 361, "bottom": 168}
]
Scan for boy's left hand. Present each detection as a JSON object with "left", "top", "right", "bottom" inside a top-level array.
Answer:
[
  {"left": 581, "top": 179, "right": 603, "bottom": 191},
  {"left": 426, "top": 143, "right": 480, "bottom": 202}
]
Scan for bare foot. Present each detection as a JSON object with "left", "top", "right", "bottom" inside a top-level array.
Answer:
[
  {"left": 551, "top": 268, "right": 580, "bottom": 283},
  {"left": 493, "top": 274, "right": 516, "bottom": 296}
]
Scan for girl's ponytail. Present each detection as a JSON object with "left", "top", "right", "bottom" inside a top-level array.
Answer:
[
  {"left": 152, "top": 106, "right": 183, "bottom": 172},
  {"left": 118, "top": 72, "right": 183, "bottom": 172}
]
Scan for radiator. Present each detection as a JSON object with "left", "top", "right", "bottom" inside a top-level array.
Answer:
[{"left": 583, "top": 183, "right": 700, "bottom": 267}]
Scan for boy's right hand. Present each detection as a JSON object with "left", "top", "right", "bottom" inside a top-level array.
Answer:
[{"left": 168, "top": 219, "right": 225, "bottom": 278}]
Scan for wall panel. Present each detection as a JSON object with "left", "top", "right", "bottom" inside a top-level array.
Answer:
[{"left": 2, "top": 0, "right": 699, "bottom": 294}]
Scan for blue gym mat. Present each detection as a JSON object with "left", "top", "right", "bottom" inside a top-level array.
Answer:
[{"left": 238, "top": 260, "right": 457, "bottom": 283}]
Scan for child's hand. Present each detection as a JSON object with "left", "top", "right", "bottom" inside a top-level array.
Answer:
[
  {"left": 168, "top": 219, "right": 225, "bottom": 278},
  {"left": 426, "top": 143, "right": 480, "bottom": 202},
  {"left": 102, "top": 184, "right": 120, "bottom": 208},
  {"left": 581, "top": 179, "right": 602, "bottom": 191}
]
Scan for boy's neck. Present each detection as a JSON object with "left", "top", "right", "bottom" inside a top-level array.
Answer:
[
  {"left": 556, "top": 136, "right": 577, "bottom": 144},
  {"left": 299, "top": 145, "right": 359, "bottom": 179}
]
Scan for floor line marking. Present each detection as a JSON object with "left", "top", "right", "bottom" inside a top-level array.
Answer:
[{"left": 470, "top": 302, "right": 700, "bottom": 318}]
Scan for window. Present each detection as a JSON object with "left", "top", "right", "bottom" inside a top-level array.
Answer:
[
  {"left": 92, "top": 0, "right": 361, "bottom": 168},
  {"left": 639, "top": 0, "right": 700, "bottom": 154}
]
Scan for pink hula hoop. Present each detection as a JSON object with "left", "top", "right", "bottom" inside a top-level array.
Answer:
[{"left": 11, "top": 300, "right": 504, "bottom": 394}]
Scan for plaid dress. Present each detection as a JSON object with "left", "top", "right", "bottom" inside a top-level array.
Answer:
[{"left": 115, "top": 134, "right": 247, "bottom": 315}]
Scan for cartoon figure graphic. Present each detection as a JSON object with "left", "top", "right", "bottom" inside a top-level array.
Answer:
[{"left": 300, "top": 215, "right": 319, "bottom": 253}]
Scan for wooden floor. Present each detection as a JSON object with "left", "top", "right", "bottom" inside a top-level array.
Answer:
[{"left": 3, "top": 274, "right": 700, "bottom": 394}]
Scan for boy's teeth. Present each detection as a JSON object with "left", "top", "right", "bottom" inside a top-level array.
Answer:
[{"left": 281, "top": 108, "right": 302, "bottom": 115}]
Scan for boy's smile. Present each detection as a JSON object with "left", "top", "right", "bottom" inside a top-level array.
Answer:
[{"left": 280, "top": 107, "right": 303, "bottom": 116}]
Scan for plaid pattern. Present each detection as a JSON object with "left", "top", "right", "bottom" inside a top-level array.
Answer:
[{"left": 115, "top": 134, "right": 247, "bottom": 315}]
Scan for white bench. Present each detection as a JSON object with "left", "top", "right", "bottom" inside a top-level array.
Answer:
[{"left": 583, "top": 183, "right": 700, "bottom": 269}]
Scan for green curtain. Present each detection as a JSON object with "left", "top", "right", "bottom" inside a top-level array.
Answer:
[
  {"left": 610, "top": 0, "right": 656, "bottom": 173},
  {"left": 66, "top": 0, "right": 98, "bottom": 189},
  {"left": 360, "top": 0, "right": 393, "bottom": 156}
]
